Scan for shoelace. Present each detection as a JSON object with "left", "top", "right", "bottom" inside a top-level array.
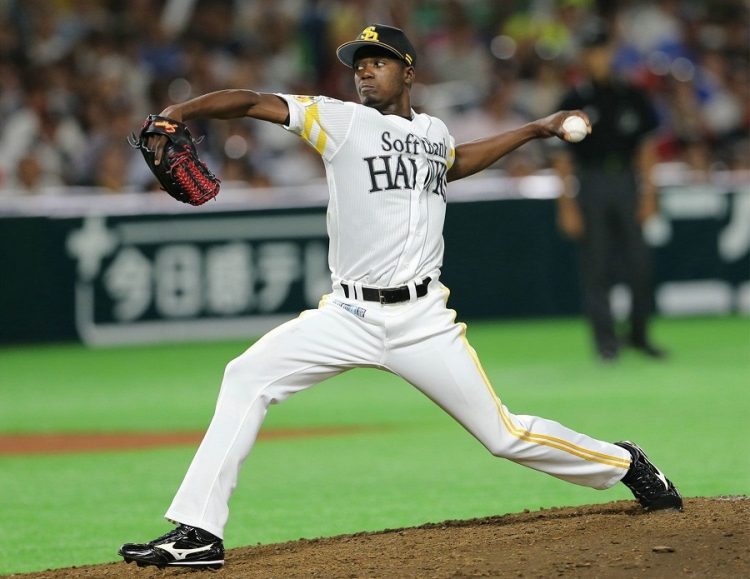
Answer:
[
  {"left": 149, "top": 525, "right": 191, "bottom": 545},
  {"left": 626, "top": 462, "right": 669, "bottom": 500}
]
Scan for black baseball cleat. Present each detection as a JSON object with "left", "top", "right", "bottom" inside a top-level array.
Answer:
[
  {"left": 119, "top": 524, "right": 224, "bottom": 569},
  {"left": 615, "top": 441, "right": 683, "bottom": 512}
]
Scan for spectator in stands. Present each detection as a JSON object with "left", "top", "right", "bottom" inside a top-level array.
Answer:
[
  {"left": 423, "top": 0, "right": 495, "bottom": 106},
  {"left": 0, "top": 77, "right": 86, "bottom": 193},
  {"left": 0, "top": 153, "right": 63, "bottom": 196},
  {"left": 0, "top": 0, "right": 745, "bottom": 194},
  {"left": 93, "top": 144, "right": 131, "bottom": 192},
  {"left": 446, "top": 76, "right": 543, "bottom": 176}
]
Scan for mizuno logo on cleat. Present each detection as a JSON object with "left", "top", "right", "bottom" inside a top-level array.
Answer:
[{"left": 155, "top": 541, "right": 215, "bottom": 561}]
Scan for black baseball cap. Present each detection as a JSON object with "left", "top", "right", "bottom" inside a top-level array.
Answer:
[{"left": 336, "top": 24, "right": 417, "bottom": 68}]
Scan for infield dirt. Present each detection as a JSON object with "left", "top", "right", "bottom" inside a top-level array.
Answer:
[{"left": 11, "top": 497, "right": 748, "bottom": 579}]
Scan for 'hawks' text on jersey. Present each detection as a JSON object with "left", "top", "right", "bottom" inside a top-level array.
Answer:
[{"left": 279, "top": 94, "right": 455, "bottom": 288}]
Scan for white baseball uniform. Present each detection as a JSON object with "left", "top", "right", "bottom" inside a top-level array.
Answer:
[{"left": 165, "top": 95, "right": 631, "bottom": 539}]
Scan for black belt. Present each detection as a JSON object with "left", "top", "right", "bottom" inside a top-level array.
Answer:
[{"left": 341, "top": 277, "right": 432, "bottom": 304}]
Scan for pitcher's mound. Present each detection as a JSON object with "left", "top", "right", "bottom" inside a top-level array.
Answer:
[{"left": 20, "top": 497, "right": 749, "bottom": 578}]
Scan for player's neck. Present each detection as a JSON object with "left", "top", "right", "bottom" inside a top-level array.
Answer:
[{"left": 369, "top": 102, "right": 413, "bottom": 120}]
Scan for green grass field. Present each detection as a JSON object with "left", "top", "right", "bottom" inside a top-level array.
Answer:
[{"left": 0, "top": 316, "right": 748, "bottom": 575}]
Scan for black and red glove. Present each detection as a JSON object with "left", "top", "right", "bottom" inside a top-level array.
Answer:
[{"left": 129, "top": 115, "right": 220, "bottom": 206}]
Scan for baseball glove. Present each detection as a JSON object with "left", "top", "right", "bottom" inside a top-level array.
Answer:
[{"left": 129, "top": 114, "right": 220, "bottom": 205}]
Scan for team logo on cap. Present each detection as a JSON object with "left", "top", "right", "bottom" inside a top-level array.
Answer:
[{"left": 359, "top": 26, "right": 379, "bottom": 41}]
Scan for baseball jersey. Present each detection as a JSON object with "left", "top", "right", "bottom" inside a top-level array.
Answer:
[{"left": 278, "top": 94, "right": 456, "bottom": 288}]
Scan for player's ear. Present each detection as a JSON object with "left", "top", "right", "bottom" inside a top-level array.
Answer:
[{"left": 404, "top": 65, "right": 415, "bottom": 89}]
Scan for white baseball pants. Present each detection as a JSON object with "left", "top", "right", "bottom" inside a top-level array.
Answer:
[{"left": 165, "top": 281, "right": 630, "bottom": 538}]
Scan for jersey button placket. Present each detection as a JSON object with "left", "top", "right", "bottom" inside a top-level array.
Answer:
[{"left": 398, "top": 185, "right": 424, "bottom": 279}]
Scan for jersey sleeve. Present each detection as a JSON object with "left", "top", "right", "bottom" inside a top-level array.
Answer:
[
  {"left": 432, "top": 117, "right": 456, "bottom": 170},
  {"left": 446, "top": 133, "right": 456, "bottom": 170},
  {"left": 276, "top": 94, "right": 355, "bottom": 160}
]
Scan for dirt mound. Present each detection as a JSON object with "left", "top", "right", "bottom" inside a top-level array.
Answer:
[
  {"left": 0, "top": 427, "right": 374, "bottom": 455},
  {"left": 13, "top": 497, "right": 748, "bottom": 579}
]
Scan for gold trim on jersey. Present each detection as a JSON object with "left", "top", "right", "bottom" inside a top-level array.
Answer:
[
  {"left": 440, "top": 287, "right": 630, "bottom": 470},
  {"left": 302, "top": 103, "right": 328, "bottom": 156}
]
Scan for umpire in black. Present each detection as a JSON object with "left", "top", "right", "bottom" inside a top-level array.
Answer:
[{"left": 553, "top": 25, "right": 665, "bottom": 362}]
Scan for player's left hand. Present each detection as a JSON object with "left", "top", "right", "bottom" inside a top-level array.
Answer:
[
  {"left": 128, "top": 115, "right": 221, "bottom": 206},
  {"left": 534, "top": 111, "right": 592, "bottom": 140}
]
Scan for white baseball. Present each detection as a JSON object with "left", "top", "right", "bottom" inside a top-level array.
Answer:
[{"left": 562, "top": 115, "right": 588, "bottom": 143}]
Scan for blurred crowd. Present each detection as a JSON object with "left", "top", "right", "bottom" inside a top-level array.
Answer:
[{"left": 0, "top": 0, "right": 747, "bottom": 196}]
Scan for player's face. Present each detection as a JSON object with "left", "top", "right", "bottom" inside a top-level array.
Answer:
[{"left": 353, "top": 49, "right": 412, "bottom": 110}]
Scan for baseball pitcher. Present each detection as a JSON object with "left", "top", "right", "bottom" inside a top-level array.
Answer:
[{"left": 119, "top": 25, "right": 681, "bottom": 570}]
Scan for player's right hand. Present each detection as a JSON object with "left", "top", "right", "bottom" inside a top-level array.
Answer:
[{"left": 535, "top": 110, "right": 592, "bottom": 140}]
